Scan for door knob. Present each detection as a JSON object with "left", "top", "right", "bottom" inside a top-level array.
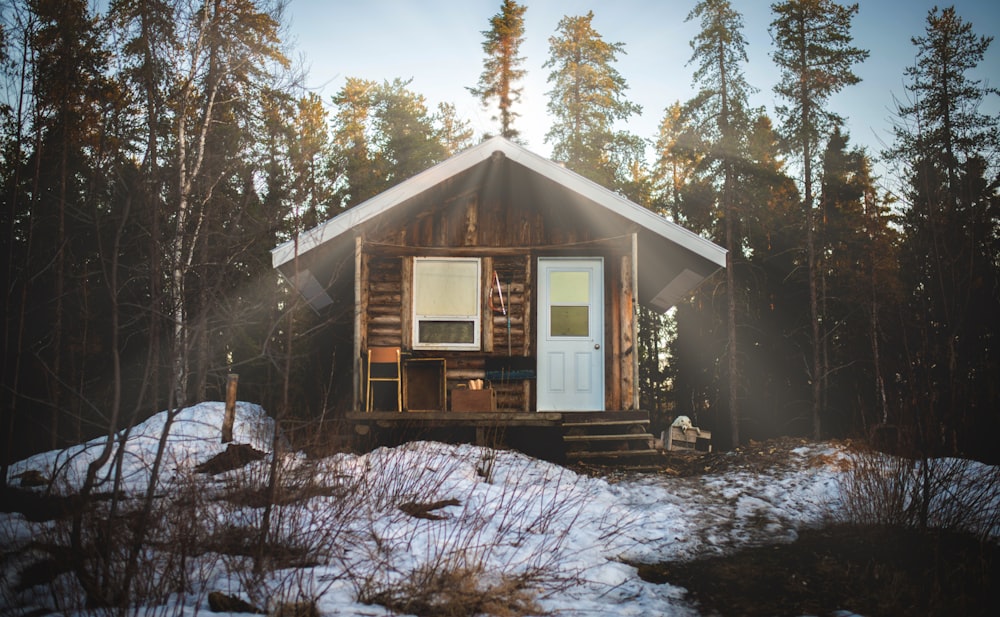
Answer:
[{"left": 594, "top": 343, "right": 601, "bottom": 349}]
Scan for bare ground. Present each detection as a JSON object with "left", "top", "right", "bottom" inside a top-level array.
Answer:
[
  {"left": 633, "top": 523, "right": 998, "bottom": 617},
  {"left": 575, "top": 438, "right": 1000, "bottom": 617}
]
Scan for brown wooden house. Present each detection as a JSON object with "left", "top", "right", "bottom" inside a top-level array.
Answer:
[{"left": 271, "top": 137, "right": 725, "bottom": 454}]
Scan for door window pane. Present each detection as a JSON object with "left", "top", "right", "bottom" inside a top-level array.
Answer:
[
  {"left": 549, "top": 271, "right": 589, "bottom": 304},
  {"left": 550, "top": 305, "right": 589, "bottom": 337}
]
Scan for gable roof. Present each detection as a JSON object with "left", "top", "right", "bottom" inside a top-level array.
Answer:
[{"left": 272, "top": 136, "right": 725, "bottom": 312}]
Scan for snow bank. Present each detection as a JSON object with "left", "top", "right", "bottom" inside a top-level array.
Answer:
[
  {"left": 2, "top": 404, "right": 996, "bottom": 617},
  {"left": 5, "top": 402, "right": 274, "bottom": 494}
]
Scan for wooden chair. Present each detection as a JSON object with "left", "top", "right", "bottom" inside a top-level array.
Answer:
[{"left": 366, "top": 347, "right": 402, "bottom": 412}]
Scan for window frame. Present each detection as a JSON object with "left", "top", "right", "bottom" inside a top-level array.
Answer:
[{"left": 411, "top": 257, "right": 482, "bottom": 351}]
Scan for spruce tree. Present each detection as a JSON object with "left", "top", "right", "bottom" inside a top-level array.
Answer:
[
  {"left": 887, "top": 6, "right": 1000, "bottom": 459},
  {"left": 770, "top": 0, "right": 868, "bottom": 439},
  {"left": 653, "top": 101, "right": 703, "bottom": 223},
  {"left": 543, "top": 10, "right": 641, "bottom": 187},
  {"left": 685, "top": 0, "right": 756, "bottom": 448},
  {"left": 469, "top": 0, "right": 527, "bottom": 141},
  {"left": 819, "top": 128, "right": 898, "bottom": 435}
]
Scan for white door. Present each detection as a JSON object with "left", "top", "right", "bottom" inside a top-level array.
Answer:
[{"left": 537, "top": 258, "right": 604, "bottom": 411}]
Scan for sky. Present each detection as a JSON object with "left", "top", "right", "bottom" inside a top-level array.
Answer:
[{"left": 285, "top": 0, "right": 1000, "bottom": 175}]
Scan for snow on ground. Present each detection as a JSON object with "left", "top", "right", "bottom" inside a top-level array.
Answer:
[
  {"left": 5, "top": 402, "right": 275, "bottom": 495},
  {"left": 0, "top": 403, "right": 983, "bottom": 616}
]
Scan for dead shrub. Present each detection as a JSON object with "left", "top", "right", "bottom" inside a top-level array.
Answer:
[
  {"left": 841, "top": 443, "right": 1000, "bottom": 540},
  {"left": 10, "top": 462, "right": 223, "bottom": 615},
  {"left": 211, "top": 451, "right": 361, "bottom": 611},
  {"left": 361, "top": 564, "right": 541, "bottom": 617},
  {"left": 840, "top": 445, "right": 916, "bottom": 528},
  {"left": 352, "top": 445, "right": 603, "bottom": 617}
]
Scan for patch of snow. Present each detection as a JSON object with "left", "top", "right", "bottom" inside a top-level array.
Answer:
[
  {"left": 6, "top": 402, "right": 273, "bottom": 495},
  {"left": 2, "top": 404, "right": 997, "bottom": 617}
]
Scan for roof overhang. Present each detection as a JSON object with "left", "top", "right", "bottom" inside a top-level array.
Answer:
[{"left": 272, "top": 136, "right": 726, "bottom": 313}]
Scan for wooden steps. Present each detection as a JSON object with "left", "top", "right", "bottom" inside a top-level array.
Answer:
[{"left": 561, "top": 414, "right": 657, "bottom": 460}]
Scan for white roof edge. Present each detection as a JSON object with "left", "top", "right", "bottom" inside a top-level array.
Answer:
[
  {"left": 271, "top": 137, "right": 506, "bottom": 268},
  {"left": 272, "top": 136, "right": 727, "bottom": 269},
  {"left": 497, "top": 143, "right": 728, "bottom": 268}
]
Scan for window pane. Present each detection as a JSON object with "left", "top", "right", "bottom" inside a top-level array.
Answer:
[
  {"left": 550, "top": 306, "right": 589, "bottom": 336},
  {"left": 415, "top": 260, "right": 478, "bottom": 316},
  {"left": 550, "top": 271, "right": 589, "bottom": 304},
  {"left": 419, "top": 320, "right": 475, "bottom": 344}
]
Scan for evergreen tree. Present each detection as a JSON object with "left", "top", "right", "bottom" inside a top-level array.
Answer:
[
  {"left": 329, "top": 77, "right": 381, "bottom": 209},
  {"left": 818, "top": 128, "right": 899, "bottom": 436},
  {"left": 290, "top": 91, "right": 333, "bottom": 230},
  {"left": 652, "top": 101, "right": 703, "bottom": 223},
  {"left": 887, "top": 6, "right": 1000, "bottom": 459},
  {"left": 738, "top": 114, "right": 808, "bottom": 439},
  {"left": 24, "top": 0, "right": 112, "bottom": 446},
  {"left": 436, "top": 101, "right": 475, "bottom": 156},
  {"left": 770, "top": 0, "right": 868, "bottom": 439},
  {"left": 648, "top": 103, "right": 705, "bottom": 436},
  {"left": 330, "top": 77, "right": 447, "bottom": 210},
  {"left": 107, "top": 0, "right": 176, "bottom": 422},
  {"left": 685, "top": 0, "right": 756, "bottom": 447},
  {"left": 543, "top": 10, "right": 641, "bottom": 187},
  {"left": 469, "top": 0, "right": 527, "bottom": 141},
  {"left": 371, "top": 78, "right": 447, "bottom": 183}
]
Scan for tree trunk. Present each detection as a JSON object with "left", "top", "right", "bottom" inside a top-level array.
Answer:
[{"left": 806, "top": 150, "right": 822, "bottom": 440}]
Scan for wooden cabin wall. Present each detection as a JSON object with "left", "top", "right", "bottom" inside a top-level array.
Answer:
[
  {"left": 359, "top": 186, "right": 639, "bottom": 412},
  {"left": 364, "top": 255, "right": 404, "bottom": 348},
  {"left": 602, "top": 251, "right": 637, "bottom": 411},
  {"left": 486, "top": 255, "right": 532, "bottom": 411},
  {"left": 362, "top": 250, "right": 534, "bottom": 412}
]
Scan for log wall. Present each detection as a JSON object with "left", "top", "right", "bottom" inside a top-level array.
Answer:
[{"left": 358, "top": 187, "right": 638, "bottom": 412}]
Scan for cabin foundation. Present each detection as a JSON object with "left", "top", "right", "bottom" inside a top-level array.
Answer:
[{"left": 347, "top": 409, "right": 657, "bottom": 462}]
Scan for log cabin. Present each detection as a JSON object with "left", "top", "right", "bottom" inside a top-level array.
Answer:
[{"left": 271, "top": 137, "right": 725, "bottom": 457}]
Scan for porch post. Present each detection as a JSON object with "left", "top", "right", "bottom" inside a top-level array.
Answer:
[
  {"left": 354, "top": 236, "right": 365, "bottom": 412},
  {"left": 630, "top": 233, "right": 640, "bottom": 410}
]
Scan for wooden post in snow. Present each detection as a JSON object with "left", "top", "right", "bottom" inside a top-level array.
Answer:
[{"left": 222, "top": 373, "right": 239, "bottom": 443}]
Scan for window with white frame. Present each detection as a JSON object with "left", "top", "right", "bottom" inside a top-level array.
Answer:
[{"left": 412, "top": 257, "right": 481, "bottom": 350}]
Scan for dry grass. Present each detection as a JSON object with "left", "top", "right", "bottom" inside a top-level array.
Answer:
[
  {"left": 362, "top": 565, "right": 542, "bottom": 617},
  {"left": 840, "top": 442, "right": 1000, "bottom": 540}
]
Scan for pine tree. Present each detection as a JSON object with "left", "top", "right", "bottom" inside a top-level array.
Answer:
[
  {"left": 738, "top": 114, "right": 807, "bottom": 439},
  {"left": 819, "top": 128, "right": 898, "bottom": 435},
  {"left": 290, "top": 92, "right": 333, "bottom": 230},
  {"left": 887, "top": 6, "right": 1000, "bottom": 459},
  {"left": 107, "top": 0, "right": 177, "bottom": 422},
  {"left": 469, "top": 0, "right": 527, "bottom": 141},
  {"left": 652, "top": 101, "right": 703, "bottom": 222},
  {"left": 685, "top": 0, "right": 756, "bottom": 448},
  {"left": 436, "top": 101, "right": 475, "bottom": 156},
  {"left": 543, "top": 10, "right": 641, "bottom": 187},
  {"left": 330, "top": 78, "right": 447, "bottom": 209},
  {"left": 26, "top": 0, "right": 112, "bottom": 447},
  {"left": 330, "top": 77, "right": 380, "bottom": 209},
  {"left": 770, "top": 0, "right": 868, "bottom": 439}
]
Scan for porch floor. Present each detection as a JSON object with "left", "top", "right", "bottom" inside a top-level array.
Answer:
[{"left": 346, "top": 409, "right": 650, "bottom": 428}]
